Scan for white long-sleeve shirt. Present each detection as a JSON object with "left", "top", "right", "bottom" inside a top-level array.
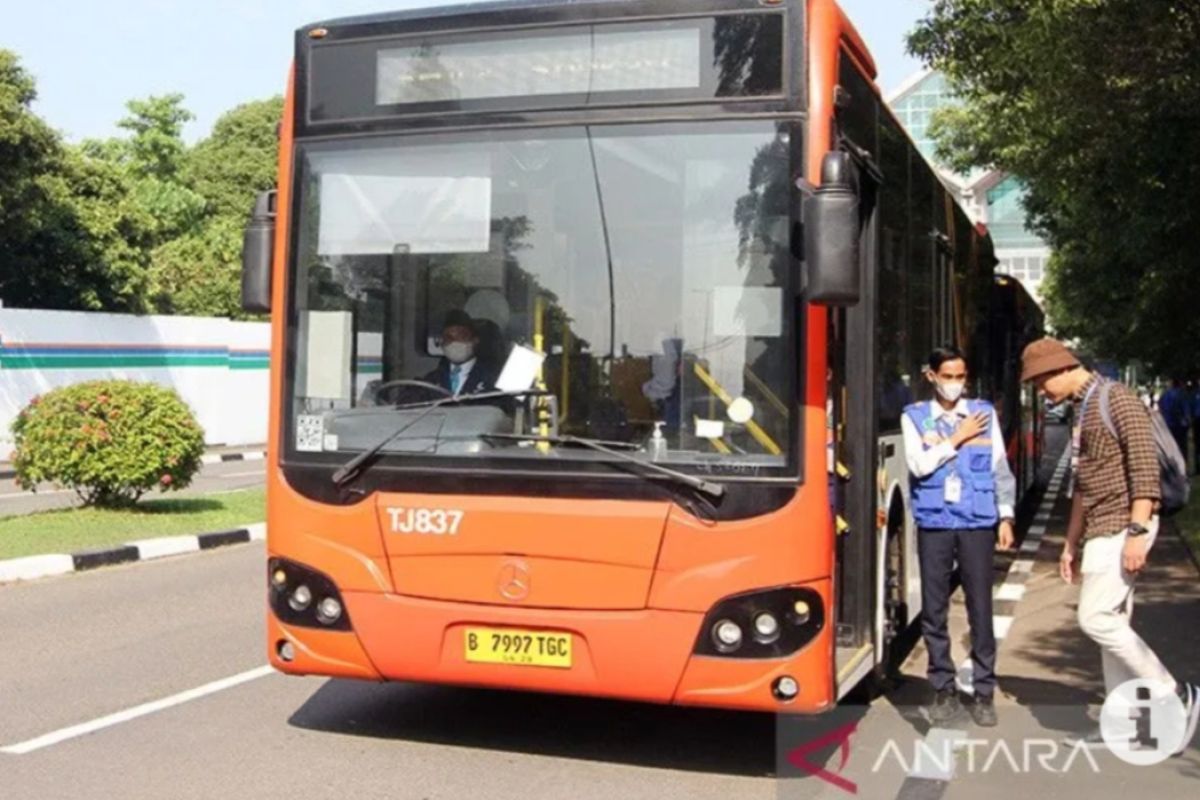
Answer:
[{"left": 899, "top": 399, "right": 1016, "bottom": 520}]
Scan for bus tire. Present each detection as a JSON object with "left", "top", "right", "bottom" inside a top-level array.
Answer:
[{"left": 867, "top": 498, "right": 911, "bottom": 696}]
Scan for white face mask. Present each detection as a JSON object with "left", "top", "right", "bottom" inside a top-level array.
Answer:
[
  {"left": 443, "top": 341, "right": 475, "bottom": 364},
  {"left": 936, "top": 381, "right": 966, "bottom": 403}
]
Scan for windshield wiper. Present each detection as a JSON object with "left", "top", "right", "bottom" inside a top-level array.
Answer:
[
  {"left": 481, "top": 433, "right": 726, "bottom": 500},
  {"left": 330, "top": 389, "right": 548, "bottom": 488}
]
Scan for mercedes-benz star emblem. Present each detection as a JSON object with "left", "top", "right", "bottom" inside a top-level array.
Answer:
[{"left": 497, "top": 560, "right": 531, "bottom": 601}]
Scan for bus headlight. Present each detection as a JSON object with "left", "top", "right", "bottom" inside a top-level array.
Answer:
[
  {"left": 268, "top": 557, "right": 351, "bottom": 632},
  {"left": 753, "top": 612, "right": 780, "bottom": 642},
  {"left": 693, "top": 587, "right": 824, "bottom": 659},
  {"left": 288, "top": 584, "right": 312, "bottom": 612},
  {"left": 316, "top": 597, "right": 343, "bottom": 625},
  {"left": 712, "top": 619, "right": 744, "bottom": 652}
]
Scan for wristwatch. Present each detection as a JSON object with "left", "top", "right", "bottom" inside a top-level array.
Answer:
[{"left": 1126, "top": 522, "right": 1150, "bottom": 537}]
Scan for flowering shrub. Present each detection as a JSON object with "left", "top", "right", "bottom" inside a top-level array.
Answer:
[{"left": 10, "top": 380, "right": 205, "bottom": 507}]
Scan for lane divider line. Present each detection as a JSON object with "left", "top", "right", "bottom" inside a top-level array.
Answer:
[{"left": 0, "top": 666, "right": 275, "bottom": 755}]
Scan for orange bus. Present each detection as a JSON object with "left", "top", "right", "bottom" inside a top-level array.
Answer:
[{"left": 241, "top": 0, "right": 1043, "bottom": 713}]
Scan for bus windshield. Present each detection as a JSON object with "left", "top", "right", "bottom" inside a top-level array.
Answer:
[{"left": 287, "top": 121, "right": 795, "bottom": 473}]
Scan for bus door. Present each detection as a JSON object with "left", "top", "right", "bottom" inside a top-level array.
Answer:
[{"left": 830, "top": 147, "right": 881, "bottom": 692}]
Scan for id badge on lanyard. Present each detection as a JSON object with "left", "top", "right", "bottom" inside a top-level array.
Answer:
[
  {"left": 945, "top": 472, "right": 963, "bottom": 504},
  {"left": 939, "top": 414, "right": 963, "bottom": 504}
]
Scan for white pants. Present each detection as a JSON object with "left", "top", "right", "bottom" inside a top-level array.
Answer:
[{"left": 1078, "top": 519, "right": 1177, "bottom": 700}]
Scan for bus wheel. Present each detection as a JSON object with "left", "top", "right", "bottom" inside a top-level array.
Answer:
[{"left": 868, "top": 501, "right": 910, "bottom": 695}]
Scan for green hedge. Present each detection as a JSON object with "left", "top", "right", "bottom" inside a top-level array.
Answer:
[{"left": 10, "top": 380, "right": 206, "bottom": 507}]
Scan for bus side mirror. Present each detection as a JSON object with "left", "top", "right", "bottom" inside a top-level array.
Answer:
[
  {"left": 803, "top": 152, "right": 861, "bottom": 306},
  {"left": 242, "top": 189, "right": 277, "bottom": 313}
]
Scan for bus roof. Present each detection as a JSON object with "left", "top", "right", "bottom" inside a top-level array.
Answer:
[{"left": 303, "top": 0, "right": 669, "bottom": 33}]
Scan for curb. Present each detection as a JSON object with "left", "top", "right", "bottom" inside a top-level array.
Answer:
[
  {"left": 0, "top": 448, "right": 266, "bottom": 480},
  {"left": 0, "top": 523, "right": 266, "bottom": 585},
  {"left": 199, "top": 450, "right": 267, "bottom": 467}
]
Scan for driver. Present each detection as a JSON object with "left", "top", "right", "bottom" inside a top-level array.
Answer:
[{"left": 422, "top": 310, "right": 501, "bottom": 397}]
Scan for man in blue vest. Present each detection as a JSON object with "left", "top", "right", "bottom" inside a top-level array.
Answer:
[{"left": 901, "top": 346, "right": 1016, "bottom": 727}]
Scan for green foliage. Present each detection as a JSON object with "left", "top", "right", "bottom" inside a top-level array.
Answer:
[
  {"left": 147, "top": 216, "right": 244, "bottom": 317},
  {"left": 117, "top": 94, "right": 193, "bottom": 180},
  {"left": 908, "top": 1, "right": 1200, "bottom": 376},
  {"left": 0, "top": 50, "right": 144, "bottom": 312},
  {"left": 83, "top": 93, "right": 206, "bottom": 247},
  {"left": 10, "top": 381, "right": 206, "bottom": 507},
  {"left": 0, "top": 48, "right": 282, "bottom": 318},
  {"left": 147, "top": 96, "right": 283, "bottom": 318},
  {"left": 185, "top": 96, "right": 283, "bottom": 220}
]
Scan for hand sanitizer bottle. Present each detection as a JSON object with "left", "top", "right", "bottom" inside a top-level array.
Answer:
[{"left": 648, "top": 422, "right": 667, "bottom": 462}]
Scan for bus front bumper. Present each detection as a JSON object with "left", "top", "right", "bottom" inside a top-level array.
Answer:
[{"left": 268, "top": 580, "right": 835, "bottom": 714}]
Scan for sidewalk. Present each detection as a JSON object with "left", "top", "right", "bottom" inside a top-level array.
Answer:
[{"left": 898, "top": 464, "right": 1200, "bottom": 796}]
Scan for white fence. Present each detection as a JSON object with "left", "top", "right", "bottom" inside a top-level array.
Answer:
[{"left": 0, "top": 308, "right": 270, "bottom": 460}]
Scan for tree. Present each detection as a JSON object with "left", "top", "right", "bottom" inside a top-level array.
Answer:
[
  {"left": 0, "top": 50, "right": 282, "bottom": 317},
  {"left": 96, "top": 94, "right": 206, "bottom": 245},
  {"left": 0, "top": 49, "right": 149, "bottom": 311},
  {"left": 908, "top": 1, "right": 1200, "bottom": 376},
  {"left": 145, "top": 97, "right": 283, "bottom": 317},
  {"left": 184, "top": 96, "right": 283, "bottom": 220},
  {"left": 147, "top": 216, "right": 244, "bottom": 318}
]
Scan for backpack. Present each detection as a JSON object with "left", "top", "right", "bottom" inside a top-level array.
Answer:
[{"left": 1091, "top": 380, "right": 1191, "bottom": 516}]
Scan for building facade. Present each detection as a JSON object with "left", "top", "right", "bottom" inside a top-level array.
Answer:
[{"left": 888, "top": 70, "right": 1052, "bottom": 301}]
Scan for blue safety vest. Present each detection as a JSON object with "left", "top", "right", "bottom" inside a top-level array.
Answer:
[{"left": 905, "top": 399, "right": 999, "bottom": 530}]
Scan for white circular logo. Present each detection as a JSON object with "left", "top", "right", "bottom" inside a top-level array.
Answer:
[{"left": 1100, "top": 679, "right": 1187, "bottom": 765}]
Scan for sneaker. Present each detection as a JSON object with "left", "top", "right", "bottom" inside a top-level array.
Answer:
[
  {"left": 971, "top": 695, "right": 998, "bottom": 727},
  {"left": 1062, "top": 726, "right": 1105, "bottom": 748},
  {"left": 1174, "top": 682, "right": 1200, "bottom": 756},
  {"left": 928, "top": 687, "right": 963, "bottom": 724}
]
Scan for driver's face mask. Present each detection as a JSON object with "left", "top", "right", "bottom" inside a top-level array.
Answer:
[{"left": 443, "top": 341, "right": 475, "bottom": 364}]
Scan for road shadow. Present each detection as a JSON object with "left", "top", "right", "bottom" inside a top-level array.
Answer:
[{"left": 287, "top": 678, "right": 869, "bottom": 778}]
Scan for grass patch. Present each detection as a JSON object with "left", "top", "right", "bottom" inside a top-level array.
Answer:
[
  {"left": 0, "top": 488, "right": 264, "bottom": 560},
  {"left": 1172, "top": 476, "right": 1200, "bottom": 565}
]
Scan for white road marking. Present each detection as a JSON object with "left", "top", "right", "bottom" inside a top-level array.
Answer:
[
  {"left": 995, "top": 583, "right": 1026, "bottom": 602},
  {"left": 219, "top": 470, "right": 265, "bottom": 478},
  {"left": 993, "top": 616, "right": 1015, "bottom": 640},
  {"left": 0, "top": 665, "right": 275, "bottom": 755}
]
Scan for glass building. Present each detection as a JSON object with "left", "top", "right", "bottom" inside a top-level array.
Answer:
[{"left": 888, "top": 70, "right": 1051, "bottom": 300}]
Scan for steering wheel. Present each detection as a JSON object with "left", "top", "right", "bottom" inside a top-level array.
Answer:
[{"left": 368, "top": 379, "right": 452, "bottom": 405}]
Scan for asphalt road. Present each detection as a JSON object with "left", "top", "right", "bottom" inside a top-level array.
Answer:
[
  {"left": 0, "top": 542, "right": 800, "bottom": 799},
  {"left": 0, "top": 457, "right": 266, "bottom": 518},
  {"left": 2, "top": 425, "right": 1194, "bottom": 799}
]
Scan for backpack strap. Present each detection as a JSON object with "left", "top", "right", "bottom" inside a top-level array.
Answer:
[{"left": 1097, "top": 380, "right": 1119, "bottom": 441}]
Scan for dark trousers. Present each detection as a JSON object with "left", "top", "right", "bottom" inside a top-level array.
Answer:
[
  {"left": 918, "top": 527, "right": 997, "bottom": 698},
  {"left": 1170, "top": 427, "right": 1189, "bottom": 470},
  {"left": 1191, "top": 425, "right": 1200, "bottom": 474}
]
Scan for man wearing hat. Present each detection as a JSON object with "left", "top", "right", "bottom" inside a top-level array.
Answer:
[
  {"left": 423, "top": 310, "right": 502, "bottom": 397},
  {"left": 1021, "top": 338, "right": 1199, "bottom": 751}
]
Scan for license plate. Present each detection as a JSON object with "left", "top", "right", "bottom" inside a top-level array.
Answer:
[{"left": 463, "top": 626, "right": 573, "bottom": 669}]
